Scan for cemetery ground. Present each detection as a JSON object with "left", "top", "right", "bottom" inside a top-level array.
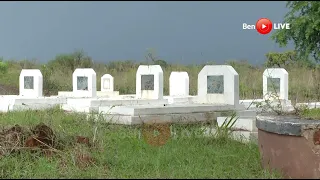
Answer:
[
  {"left": 0, "top": 55, "right": 320, "bottom": 178},
  {"left": 1, "top": 108, "right": 320, "bottom": 178},
  {"left": 0, "top": 107, "right": 283, "bottom": 179}
]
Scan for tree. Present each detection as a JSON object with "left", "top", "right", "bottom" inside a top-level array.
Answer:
[
  {"left": 47, "top": 50, "right": 93, "bottom": 73},
  {"left": 271, "top": 2, "right": 320, "bottom": 62},
  {"left": 265, "top": 51, "right": 297, "bottom": 68},
  {"left": 154, "top": 59, "right": 168, "bottom": 68},
  {"left": 144, "top": 48, "right": 168, "bottom": 68}
]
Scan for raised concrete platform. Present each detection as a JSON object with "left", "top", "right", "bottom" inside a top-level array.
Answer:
[
  {"left": 58, "top": 91, "right": 120, "bottom": 98},
  {"left": 62, "top": 98, "right": 170, "bottom": 113},
  {"left": 164, "top": 96, "right": 195, "bottom": 104},
  {"left": 88, "top": 104, "right": 254, "bottom": 125},
  {"left": 240, "top": 99, "right": 294, "bottom": 112},
  {"left": 0, "top": 95, "right": 67, "bottom": 112},
  {"left": 99, "top": 104, "right": 240, "bottom": 115}
]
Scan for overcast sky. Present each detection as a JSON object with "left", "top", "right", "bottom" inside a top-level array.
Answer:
[{"left": 0, "top": 1, "right": 293, "bottom": 65}]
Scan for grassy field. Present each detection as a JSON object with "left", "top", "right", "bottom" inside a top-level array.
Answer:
[
  {"left": 0, "top": 52, "right": 319, "bottom": 102},
  {"left": 0, "top": 108, "right": 282, "bottom": 179}
]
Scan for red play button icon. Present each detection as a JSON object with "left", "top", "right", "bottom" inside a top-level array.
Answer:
[{"left": 256, "top": 18, "right": 273, "bottom": 35}]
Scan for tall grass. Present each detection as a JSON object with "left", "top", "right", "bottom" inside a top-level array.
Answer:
[{"left": 0, "top": 52, "right": 319, "bottom": 102}]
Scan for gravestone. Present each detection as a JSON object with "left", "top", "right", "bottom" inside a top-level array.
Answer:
[
  {"left": 101, "top": 74, "right": 114, "bottom": 92},
  {"left": 263, "top": 68, "right": 288, "bottom": 100},
  {"left": 19, "top": 69, "right": 43, "bottom": 97},
  {"left": 136, "top": 65, "right": 163, "bottom": 99},
  {"left": 197, "top": 65, "right": 239, "bottom": 105},
  {"left": 72, "top": 68, "right": 97, "bottom": 98},
  {"left": 169, "top": 72, "right": 189, "bottom": 96}
]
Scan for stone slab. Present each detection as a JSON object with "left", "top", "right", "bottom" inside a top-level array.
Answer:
[
  {"left": 0, "top": 96, "right": 67, "bottom": 112},
  {"left": 256, "top": 114, "right": 320, "bottom": 136},
  {"left": 90, "top": 108, "right": 253, "bottom": 125},
  {"left": 98, "top": 104, "right": 241, "bottom": 116},
  {"left": 92, "top": 111, "right": 225, "bottom": 125},
  {"left": 66, "top": 98, "right": 169, "bottom": 107}
]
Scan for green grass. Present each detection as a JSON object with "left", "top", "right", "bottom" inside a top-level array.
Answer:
[
  {"left": 300, "top": 108, "right": 320, "bottom": 120},
  {"left": 0, "top": 108, "right": 282, "bottom": 178}
]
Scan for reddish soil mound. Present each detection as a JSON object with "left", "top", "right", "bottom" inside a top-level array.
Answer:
[{"left": 0, "top": 124, "right": 102, "bottom": 170}]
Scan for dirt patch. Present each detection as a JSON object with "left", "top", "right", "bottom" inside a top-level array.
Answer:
[
  {"left": 313, "top": 130, "right": 320, "bottom": 145},
  {"left": 0, "top": 123, "right": 95, "bottom": 169},
  {"left": 142, "top": 123, "right": 171, "bottom": 147}
]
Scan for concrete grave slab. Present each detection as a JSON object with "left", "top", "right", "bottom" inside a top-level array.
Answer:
[
  {"left": 0, "top": 95, "right": 67, "bottom": 112},
  {"left": 164, "top": 96, "right": 194, "bottom": 104},
  {"left": 136, "top": 65, "right": 163, "bottom": 99},
  {"left": 91, "top": 105, "right": 249, "bottom": 125},
  {"left": 197, "top": 65, "right": 239, "bottom": 105},
  {"left": 61, "top": 98, "right": 169, "bottom": 113},
  {"left": 169, "top": 71, "right": 189, "bottom": 96},
  {"left": 72, "top": 68, "right": 97, "bottom": 98},
  {"left": 19, "top": 69, "right": 43, "bottom": 98},
  {"left": 99, "top": 104, "right": 240, "bottom": 116}
]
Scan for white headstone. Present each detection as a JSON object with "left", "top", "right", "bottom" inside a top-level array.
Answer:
[
  {"left": 72, "top": 68, "right": 96, "bottom": 98},
  {"left": 19, "top": 69, "right": 43, "bottom": 98},
  {"left": 169, "top": 71, "right": 189, "bottom": 96},
  {"left": 263, "top": 68, "right": 288, "bottom": 100},
  {"left": 101, "top": 74, "right": 114, "bottom": 92},
  {"left": 197, "top": 65, "right": 239, "bottom": 105},
  {"left": 136, "top": 65, "right": 163, "bottom": 99}
]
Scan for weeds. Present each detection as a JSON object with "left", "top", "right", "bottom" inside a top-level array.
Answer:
[
  {"left": 0, "top": 109, "right": 281, "bottom": 178},
  {"left": 214, "top": 112, "right": 238, "bottom": 139}
]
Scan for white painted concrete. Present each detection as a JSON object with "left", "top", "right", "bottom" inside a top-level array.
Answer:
[
  {"left": 99, "top": 104, "right": 240, "bottom": 116},
  {"left": 101, "top": 74, "right": 114, "bottom": 92},
  {"left": 263, "top": 68, "right": 288, "bottom": 100},
  {"left": 58, "top": 91, "right": 119, "bottom": 98},
  {"left": 169, "top": 71, "right": 189, "bottom": 96},
  {"left": 164, "top": 96, "right": 194, "bottom": 104},
  {"left": 197, "top": 65, "right": 239, "bottom": 105},
  {"left": 136, "top": 65, "right": 163, "bottom": 99},
  {"left": 72, "top": 68, "right": 97, "bottom": 98},
  {"left": 19, "top": 69, "right": 43, "bottom": 98},
  {"left": 217, "top": 116, "right": 257, "bottom": 132},
  {"left": 0, "top": 95, "right": 67, "bottom": 112}
]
